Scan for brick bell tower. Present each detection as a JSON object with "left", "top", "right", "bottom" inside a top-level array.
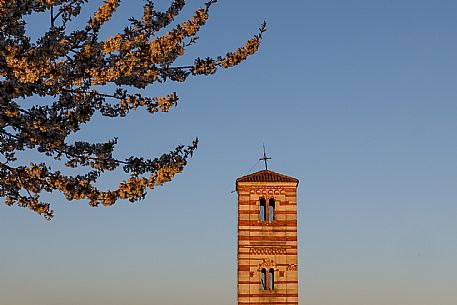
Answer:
[{"left": 236, "top": 169, "right": 299, "bottom": 305}]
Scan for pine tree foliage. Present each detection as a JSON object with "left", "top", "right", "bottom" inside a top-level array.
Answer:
[{"left": 0, "top": 0, "right": 266, "bottom": 219}]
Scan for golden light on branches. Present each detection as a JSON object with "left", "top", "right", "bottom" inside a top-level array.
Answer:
[{"left": 0, "top": 0, "right": 266, "bottom": 219}]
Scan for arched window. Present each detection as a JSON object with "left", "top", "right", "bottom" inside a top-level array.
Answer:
[
  {"left": 261, "top": 268, "right": 267, "bottom": 290},
  {"left": 268, "top": 198, "right": 275, "bottom": 221},
  {"left": 269, "top": 268, "right": 275, "bottom": 290},
  {"left": 259, "top": 198, "right": 266, "bottom": 221}
]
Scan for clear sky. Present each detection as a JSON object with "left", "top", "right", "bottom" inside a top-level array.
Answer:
[{"left": 1, "top": 1, "right": 457, "bottom": 305}]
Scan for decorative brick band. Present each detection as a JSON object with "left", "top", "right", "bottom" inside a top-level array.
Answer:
[
  {"left": 286, "top": 264, "right": 298, "bottom": 271},
  {"left": 249, "top": 247, "right": 287, "bottom": 255}
]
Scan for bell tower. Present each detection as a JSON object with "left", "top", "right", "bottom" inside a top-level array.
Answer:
[{"left": 236, "top": 169, "right": 299, "bottom": 305}]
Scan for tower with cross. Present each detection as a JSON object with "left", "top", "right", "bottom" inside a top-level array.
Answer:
[{"left": 236, "top": 153, "right": 299, "bottom": 305}]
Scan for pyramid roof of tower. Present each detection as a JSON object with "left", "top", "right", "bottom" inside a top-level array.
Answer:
[{"left": 236, "top": 170, "right": 299, "bottom": 184}]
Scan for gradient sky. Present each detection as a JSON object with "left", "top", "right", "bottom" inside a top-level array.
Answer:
[{"left": 1, "top": 1, "right": 457, "bottom": 305}]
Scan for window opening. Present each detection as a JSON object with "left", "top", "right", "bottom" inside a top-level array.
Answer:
[
  {"left": 268, "top": 198, "right": 275, "bottom": 221},
  {"left": 269, "top": 268, "right": 275, "bottom": 290},
  {"left": 259, "top": 198, "right": 266, "bottom": 221},
  {"left": 261, "top": 268, "right": 267, "bottom": 290}
]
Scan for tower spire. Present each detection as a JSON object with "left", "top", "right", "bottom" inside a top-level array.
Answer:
[{"left": 259, "top": 144, "right": 271, "bottom": 170}]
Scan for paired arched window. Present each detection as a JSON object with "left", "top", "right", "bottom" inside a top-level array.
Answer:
[
  {"left": 260, "top": 268, "right": 275, "bottom": 290},
  {"left": 259, "top": 197, "right": 275, "bottom": 222}
]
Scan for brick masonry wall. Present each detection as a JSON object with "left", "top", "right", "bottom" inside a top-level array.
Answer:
[{"left": 237, "top": 181, "right": 298, "bottom": 305}]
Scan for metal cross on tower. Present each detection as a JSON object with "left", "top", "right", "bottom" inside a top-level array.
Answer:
[{"left": 259, "top": 144, "right": 271, "bottom": 170}]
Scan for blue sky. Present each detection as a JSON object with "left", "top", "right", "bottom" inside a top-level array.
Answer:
[{"left": 1, "top": 1, "right": 457, "bottom": 304}]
